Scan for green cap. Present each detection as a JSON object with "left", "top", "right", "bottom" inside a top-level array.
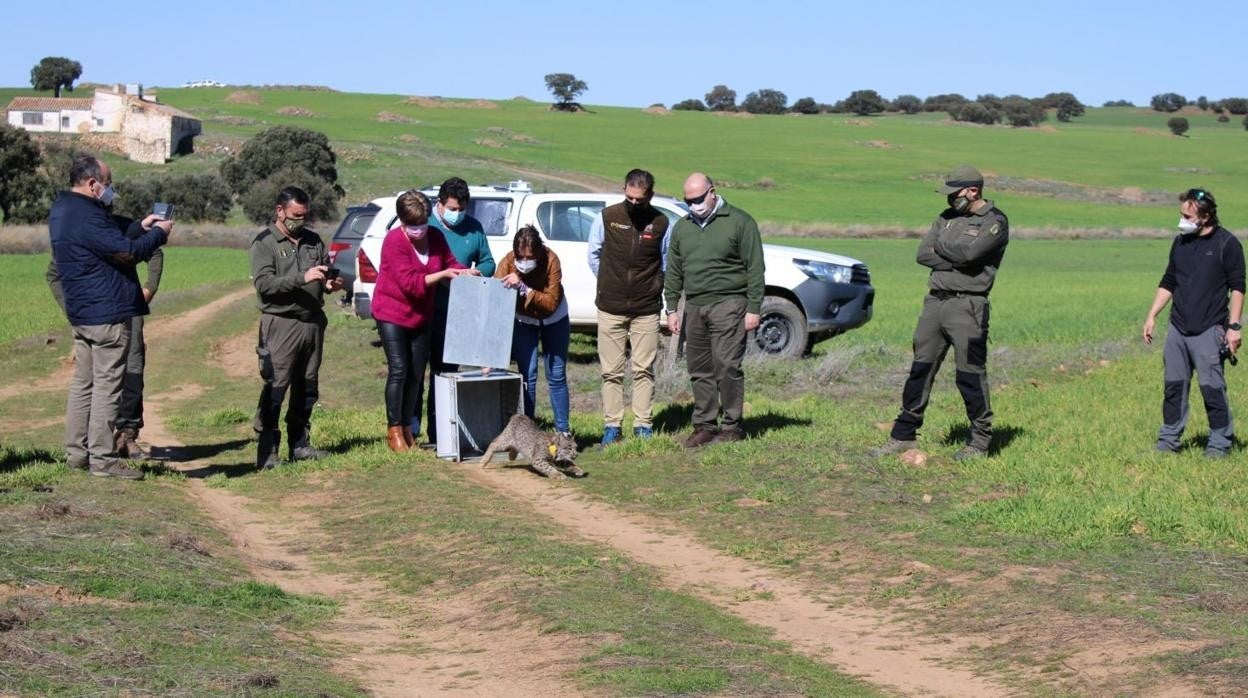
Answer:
[{"left": 936, "top": 165, "right": 984, "bottom": 195}]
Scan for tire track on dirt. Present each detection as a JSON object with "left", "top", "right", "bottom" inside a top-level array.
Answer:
[
  {"left": 0, "top": 286, "right": 255, "bottom": 401},
  {"left": 458, "top": 463, "right": 1010, "bottom": 697},
  {"left": 141, "top": 382, "right": 589, "bottom": 695}
]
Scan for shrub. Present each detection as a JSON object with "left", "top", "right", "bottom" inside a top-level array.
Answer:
[
  {"left": 1243, "top": 115, "right": 1248, "bottom": 130},
  {"left": 1196, "top": 96, "right": 1210, "bottom": 110},
  {"left": 892, "top": 94, "right": 922, "bottom": 114},
  {"left": 1102, "top": 99, "right": 1135, "bottom": 107},
  {"left": 705, "top": 85, "right": 736, "bottom": 112},
  {"left": 113, "top": 173, "right": 233, "bottom": 223},
  {"left": 1219, "top": 97, "right": 1248, "bottom": 115},
  {"left": 1167, "top": 117, "right": 1190, "bottom": 136},
  {"left": 840, "top": 89, "right": 887, "bottom": 115},
  {"left": 1003, "top": 97, "right": 1047, "bottom": 127},
  {"left": 0, "top": 124, "right": 52, "bottom": 223},
  {"left": 924, "top": 93, "right": 968, "bottom": 112},
  {"left": 1151, "top": 93, "right": 1187, "bottom": 112},
  {"left": 671, "top": 98, "right": 706, "bottom": 111},
  {"left": 790, "top": 97, "right": 819, "bottom": 114},
  {"left": 951, "top": 101, "right": 1000, "bottom": 125},
  {"left": 240, "top": 167, "right": 340, "bottom": 226},
  {"left": 1218, "top": 114, "right": 1230, "bottom": 123},
  {"left": 740, "top": 89, "right": 787, "bottom": 115}
]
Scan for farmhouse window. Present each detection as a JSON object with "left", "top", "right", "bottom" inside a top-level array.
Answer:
[
  {"left": 22, "top": 112, "right": 43, "bottom": 125},
  {"left": 61, "top": 116, "right": 70, "bottom": 128}
]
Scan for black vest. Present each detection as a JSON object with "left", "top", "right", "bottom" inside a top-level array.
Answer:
[{"left": 595, "top": 202, "right": 667, "bottom": 316}]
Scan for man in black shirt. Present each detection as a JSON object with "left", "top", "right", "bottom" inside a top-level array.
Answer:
[{"left": 1144, "top": 188, "right": 1244, "bottom": 457}]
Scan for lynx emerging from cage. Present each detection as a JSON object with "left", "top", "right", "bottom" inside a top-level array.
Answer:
[{"left": 480, "top": 414, "right": 584, "bottom": 479}]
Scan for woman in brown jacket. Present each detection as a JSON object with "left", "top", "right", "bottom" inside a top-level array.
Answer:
[{"left": 496, "top": 226, "right": 570, "bottom": 435}]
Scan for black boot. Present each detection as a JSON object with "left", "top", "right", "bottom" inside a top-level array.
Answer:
[
  {"left": 257, "top": 430, "right": 281, "bottom": 470},
  {"left": 289, "top": 426, "right": 328, "bottom": 461}
]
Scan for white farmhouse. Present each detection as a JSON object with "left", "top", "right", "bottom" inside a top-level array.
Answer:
[{"left": 4, "top": 84, "right": 201, "bottom": 164}]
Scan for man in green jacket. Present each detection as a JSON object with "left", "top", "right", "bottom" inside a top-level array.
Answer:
[
  {"left": 873, "top": 165, "right": 1009, "bottom": 461},
  {"left": 249, "top": 186, "right": 344, "bottom": 469},
  {"left": 665, "top": 173, "right": 765, "bottom": 448}
]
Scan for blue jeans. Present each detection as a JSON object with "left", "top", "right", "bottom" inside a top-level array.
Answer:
[{"left": 512, "top": 316, "right": 570, "bottom": 433}]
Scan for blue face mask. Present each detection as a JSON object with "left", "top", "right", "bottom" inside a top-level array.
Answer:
[
  {"left": 441, "top": 207, "right": 464, "bottom": 227},
  {"left": 98, "top": 184, "right": 117, "bottom": 207}
]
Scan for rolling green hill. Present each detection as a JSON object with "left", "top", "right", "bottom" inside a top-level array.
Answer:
[{"left": 4, "top": 86, "right": 1246, "bottom": 230}]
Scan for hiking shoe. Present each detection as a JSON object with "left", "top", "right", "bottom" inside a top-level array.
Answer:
[
  {"left": 869, "top": 438, "right": 917, "bottom": 457},
  {"left": 683, "top": 427, "right": 717, "bottom": 449},
  {"left": 953, "top": 445, "right": 988, "bottom": 461},
  {"left": 1155, "top": 442, "right": 1180, "bottom": 454},
  {"left": 290, "top": 445, "right": 329, "bottom": 461},
  {"left": 601, "top": 426, "right": 622, "bottom": 445},
  {"left": 711, "top": 428, "right": 745, "bottom": 444},
  {"left": 633, "top": 426, "right": 653, "bottom": 439},
  {"left": 259, "top": 453, "right": 281, "bottom": 471},
  {"left": 1205, "top": 448, "right": 1229, "bottom": 459},
  {"left": 117, "top": 430, "right": 148, "bottom": 460},
  {"left": 67, "top": 459, "right": 89, "bottom": 471},
  {"left": 89, "top": 461, "right": 145, "bottom": 480}
]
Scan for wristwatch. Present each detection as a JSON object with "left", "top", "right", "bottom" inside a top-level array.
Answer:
[{"left": 1230, "top": 322, "right": 1242, "bottom": 331}]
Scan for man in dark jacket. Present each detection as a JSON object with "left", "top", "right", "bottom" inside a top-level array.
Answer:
[
  {"left": 48, "top": 215, "right": 164, "bottom": 460},
  {"left": 588, "top": 169, "right": 669, "bottom": 445},
  {"left": 49, "top": 155, "right": 172, "bottom": 480}
]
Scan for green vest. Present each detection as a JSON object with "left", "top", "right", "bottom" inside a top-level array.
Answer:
[{"left": 595, "top": 203, "right": 667, "bottom": 316}]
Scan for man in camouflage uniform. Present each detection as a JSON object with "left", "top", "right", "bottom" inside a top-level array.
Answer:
[
  {"left": 249, "top": 186, "right": 344, "bottom": 469},
  {"left": 873, "top": 165, "right": 1009, "bottom": 460}
]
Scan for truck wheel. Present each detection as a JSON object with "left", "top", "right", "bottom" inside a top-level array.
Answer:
[{"left": 751, "top": 296, "right": 808, "bottom": 359}]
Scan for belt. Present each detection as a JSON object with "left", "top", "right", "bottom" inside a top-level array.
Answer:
[{"left": 929, "top": 290, "right": 988, "bottom": 300}]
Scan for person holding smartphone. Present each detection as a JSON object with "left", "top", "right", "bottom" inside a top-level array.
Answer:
[{"left": 249, "top": 186, "right": 344, "bottom": 469}]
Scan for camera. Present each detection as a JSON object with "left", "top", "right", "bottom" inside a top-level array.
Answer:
[
  {"left": 151, "top": 202, "right": 175, "bottom": 221},
  {"left": 325, "top": 267, "right": 340, "bottom": 280},
  {"left": 1220, "top": 343, "right": 1238, "bottom": 366}
]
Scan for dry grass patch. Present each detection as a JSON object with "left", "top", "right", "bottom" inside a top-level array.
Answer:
[
  {"left": 376, "top": 111, "right": 418, "bottom": 124},
  {"left": 643, "top": 106, "right": 670, "bottom": 115},
  {"left": 276, "top": 106, "right": 317, "bottom": 117},
  {"left": 474, "top": 138, "right": 506, "bottom": 149},
  {"left": 224, "top": 90, "right": 262, "bottom": 105}
]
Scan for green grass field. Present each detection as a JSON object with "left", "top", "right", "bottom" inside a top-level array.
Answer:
[
  {"left": 4, "top": 233, "right": 1246, "bottom": 693},
  {"left": 3, "top": 85, "right": 1246, "bottom": 230}
]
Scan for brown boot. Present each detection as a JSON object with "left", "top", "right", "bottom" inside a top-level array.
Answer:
[
  {"left": 401, "top": 426, "right": 416, "bottom": 448},
  {"left": 386, "top": 426, "right": 409, "bottom": 453}
]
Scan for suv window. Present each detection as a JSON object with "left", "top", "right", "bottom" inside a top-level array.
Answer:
[
  {"left": 349, "top": 212, "right": 375, "bottom": 237},
  {"left": 535, "top": 201, "right": 603, "bottom": 242},
  {"left": 471, "top": 199, "right": 511, "bottom": 237}
]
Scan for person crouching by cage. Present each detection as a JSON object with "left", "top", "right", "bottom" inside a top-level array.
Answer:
[
  {"left": 496, "top": 226, "right": 572, "bottom": 438},
  {"left": 371, "top": 190, "right": 479, "bottom": 452}
]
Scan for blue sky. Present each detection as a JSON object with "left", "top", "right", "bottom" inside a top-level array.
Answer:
[{"left": 3, "top": 1, "right": 1243, "bottom": 107}]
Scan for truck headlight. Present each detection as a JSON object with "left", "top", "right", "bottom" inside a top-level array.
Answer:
[{"left": 793, "top": 259, "right": 853, "bottom": 284}]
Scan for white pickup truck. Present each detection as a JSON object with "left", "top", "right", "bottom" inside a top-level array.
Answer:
[{"left": 352, "top": 182, "right": 873, "bottom": 358}]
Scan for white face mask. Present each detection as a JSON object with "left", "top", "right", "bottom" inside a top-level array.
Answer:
[
  {"left": 515, "top": 258, "right": 537, "bottom": 274},
  {"left": 1178, "top": 217, "right": 1201, "bottom": 235},
  {"left": 689, "top": 200, "right": 712, "bottom": 218},
  {"left": 405, "top": 224, "right": 428, "bottom": 239}
]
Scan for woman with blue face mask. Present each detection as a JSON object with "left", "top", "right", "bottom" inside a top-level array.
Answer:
[
  {"left": 496, "top": 225, "right": 571, "bottom": 436},
  {"left": 421, "top": 177, "right": 498, "bottom": 445}
]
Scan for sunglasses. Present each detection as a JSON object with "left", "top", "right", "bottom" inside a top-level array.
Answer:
[{"left": 683, "top": 188, "right": 714, "bottom": 206}]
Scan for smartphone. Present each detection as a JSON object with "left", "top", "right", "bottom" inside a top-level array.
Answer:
[
  {"left": 152, "top": 202, "right": 175, "bottom": 221},
  {"left": 325, "top": 267, "right": 340, "bottom": 280}
]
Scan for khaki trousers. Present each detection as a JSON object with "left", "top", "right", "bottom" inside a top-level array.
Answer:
[
  {"left": 597, "top": 310, "right": 660, "bottom": 428},
  {"left": 65, "top": 322, "right": 131, "bottom": 469}
]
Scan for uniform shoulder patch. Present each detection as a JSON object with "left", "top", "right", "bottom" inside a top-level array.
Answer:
[{"left": 989, "top": 223, "right": 1001, "bottom": 235}]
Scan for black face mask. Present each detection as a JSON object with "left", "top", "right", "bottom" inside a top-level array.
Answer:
[
  {"left": 625, "top": 199, "right": 650, "bottom": 215},
  {"left": 947, "top": 193, "right": 972, "bottom": 214}
]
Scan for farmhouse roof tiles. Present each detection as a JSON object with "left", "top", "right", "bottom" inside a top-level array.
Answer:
[{"left": 5, "top": 97, "right": 94, "bottom": 112}]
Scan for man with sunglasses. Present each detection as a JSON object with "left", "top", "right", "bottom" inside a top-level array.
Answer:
[
  {"left": 664, "top": 173, "right": 765, "bottom": 448},
  {"left": 873, "top": 165, "right": 1009, "bottom": 461},
  {"left": 1143, "top": 188, "right": 1244, "bottom": 458}
]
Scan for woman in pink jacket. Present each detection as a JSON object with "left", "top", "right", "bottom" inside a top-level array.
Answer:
[{"left": 371, "top": 190, "right": 479, "bottom": 452}]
